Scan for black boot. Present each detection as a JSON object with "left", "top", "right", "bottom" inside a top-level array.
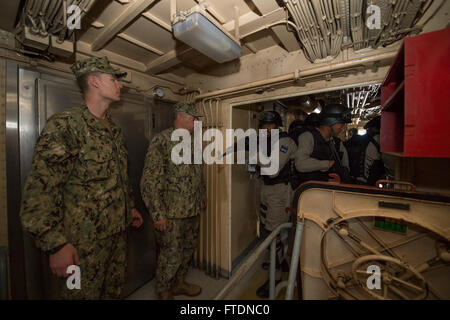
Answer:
[
  {"left": 262, "top": 259, "right": 290, "bottom": 272},
  {"left": 256, "top": 278, "right": 282, "bottom": 299},
  {"left": 263, "top": 239, "right": 289, "bottom": 270}
]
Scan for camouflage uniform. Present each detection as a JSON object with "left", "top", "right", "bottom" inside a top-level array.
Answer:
[
  {"left": 60, "top": 232, "right": 127, "bottom": 300},
  {"left": 140, "top": 103, "right": 205, "bottom": 293},
  {"left": 20, "top": 57, "right": 134, "bottom": 299}
]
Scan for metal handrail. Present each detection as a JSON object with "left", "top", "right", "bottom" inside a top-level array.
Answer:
[{"left": 214, "top": 220, "right": 304, "bottom": 300}]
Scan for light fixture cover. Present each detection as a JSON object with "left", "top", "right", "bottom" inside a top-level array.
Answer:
[{"left": 173, "top": 12, "right": 241, "bottom": 63}]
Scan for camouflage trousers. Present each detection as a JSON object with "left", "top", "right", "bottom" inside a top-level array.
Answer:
[
  {"left": 154, "top": 215, "right": 200, "bottom": 293},
  {"left": 60, "top": 232, "right": 127, "bottom": 300}
]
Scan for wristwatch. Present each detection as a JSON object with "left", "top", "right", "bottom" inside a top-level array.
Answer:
[{"left": 47, "top": 242, "right": 68, "bottom": 255}]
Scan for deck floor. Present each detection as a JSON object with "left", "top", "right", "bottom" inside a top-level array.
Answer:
[{"left": 126, "top": 249, "right": 295, "bottom": 300}]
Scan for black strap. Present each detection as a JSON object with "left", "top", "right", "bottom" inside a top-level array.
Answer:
[
  {"left": 329, "top": 139, "right": 343, "bottom": 167},
  {"left": 47, "top": 242, "right": 68, "bottom": 255},
  {"left": 368, "top": 136, "right": 380, "bottom": 153}
]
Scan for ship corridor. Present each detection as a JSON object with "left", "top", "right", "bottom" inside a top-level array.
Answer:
[{"left": 0, "top": 0, "right": 449, "bottom": 301}]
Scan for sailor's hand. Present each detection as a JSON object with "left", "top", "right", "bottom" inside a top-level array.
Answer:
[
  {"left": 131, "top": 208, "right": 144, "bottom": 228},
  {"left": 328, "top": 173, "right": 341, "bottom": 183},
  {"left": 49, "top": 243, "right": 80, "bottom": 278},
  {"left": 328, "top": 160, "right": 335, "bottom": 169},
  {"left": 154, "top": 218, "right": 168, "bottom": 232}
]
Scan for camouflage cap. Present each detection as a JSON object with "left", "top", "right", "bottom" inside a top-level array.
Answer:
[
  {"left": 174, "top": 102, "right": 203, "bottom": 118},
  {"left": 70, "top": 56, "right": 127, "bottom": 79}
]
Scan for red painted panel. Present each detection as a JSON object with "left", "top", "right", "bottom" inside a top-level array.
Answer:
[{"left": 381, "top": 27, "right": 450, "bottom": 158}]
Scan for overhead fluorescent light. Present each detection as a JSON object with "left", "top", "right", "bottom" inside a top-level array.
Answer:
[
  {"left": 358, "top": 129, "right": 367, "bottom": 135},
  {"left": 173, "top": 9, "right": 241, "bottom": 63}
]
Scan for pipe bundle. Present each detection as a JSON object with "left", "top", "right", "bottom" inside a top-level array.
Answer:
[
  {"left": 21, "top": 0, "right": 97, "bottom": 42},
  {"left": 283, "top": 0, "right": 434, "bottom": 62},
  {"left": 283, "top": 0, "right": 344, "bottom": 61}
]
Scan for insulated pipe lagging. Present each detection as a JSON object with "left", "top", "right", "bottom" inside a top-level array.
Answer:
[
  {"left": 342, "top": 0, "right": 350, "bottom": 40},
  {"left": 44, "top": 0, "right": 58, "bottom": 20},
  {"left": 209, "top": 99, "right": 217, "bottom": 278},
  {"left": 49, "top": 0, "right": 63, "bottom": 24},
  {"left": 208, "top": 99, "right": 213, "bottom": 275},
  {"left": 39, "top": 0, "right": 51, "bottom": 17},
  {"left": 396, "top": 0, "right": 410, "bottom": 37},
  {"left": 68, "top": 0, "right": 98, "bottom": 39},
  {"left": 26, "top": 0, "right": 35, "bottom": 15},
  {"left": 52, "top": 0, "right": 67, "bottom": 27},
  {"left": 31, "top": 0, "right": 43, "bottom": 17},
  {"left": 284, "top": 0, "right": 310, "bottom": 57},
  {"left": 299, "top": 0, "right": 321, "bottom": 59},
  {"left": 284, "top": 0, "right": 301, "bottom": 27},
  {"left": 332, "top": 0, "right": 344, "bottom": 55},
  {"left": 287, "top": 0, "right": 317, "bottom": 60},
  {"left": 60, "top": 0, "right": 77, "bottom": 27},
  {"left": 292, "top": 1, "right": 318, "bottom": 61},
  {"left": 323, "top": 0, "right": 334, "bottom": 55},
  {"left": 58, "top": 0, "right": 68, "bottom": 43},
  {"left": 195, "top": 51, "right": 397, "bottom": 101},
  {"left": 214, "top": 98, "right": 221, "bottom": 279},
  {"left": 308, "top": 5, "right": 325, "bottom": 58},
  {"left": 39, "top": 17, "right": 48, "bottom": 36},
  {"left": 351, "top": 0, "right": 361, "bottom": 50}
]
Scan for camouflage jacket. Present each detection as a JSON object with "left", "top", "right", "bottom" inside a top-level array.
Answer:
[
  {"left": 20, "top": 105, "right": 135, "bottom": 251},
  {"left": 140, "top": 127, "right": 205, "bottom": 222}
]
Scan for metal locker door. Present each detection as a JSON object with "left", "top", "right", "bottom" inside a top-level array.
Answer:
[
  {"left": 34, "top": 77, "right": 85, "bottom": 299},
  {"left": 108, "top": 93, "right": 156, "bottom": 297},
  {"left": 12, "top": 70, "right": 82, "bottom": 299},
  {"left": 16, "top": 70, "right": 83, "bottom": 299},
  {"left": 36, "top": 77, "right": 85, "bottom": 131}
]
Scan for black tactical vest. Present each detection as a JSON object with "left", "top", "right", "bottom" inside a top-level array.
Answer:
[
  {"left": 346, "top": 133, "right": 384, "bottom": 184},
  {"left": 289, "top": 127, "right": 308, "bottom": 189},
  {"left": 347, "top": 134, "right": 375, "bottom": 179},
  {"left": 262, "top": 132, "right": 294, "bottom": 185},
  {"left": 297, "top": 129, "right": 343, "bottom": 183}
]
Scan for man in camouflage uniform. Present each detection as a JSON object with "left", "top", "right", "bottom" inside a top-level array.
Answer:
[
  {"left": 20, "top": 56, "right": 143, "bottom": 299},
  {"left": 140, "top": 102, "right": 206, "bottom": 300}
]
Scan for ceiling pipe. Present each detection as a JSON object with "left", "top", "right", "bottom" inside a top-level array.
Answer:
[
  {"left": 195, "top": 51, "right": 396, "bottom": 101},
  {"left": 170, "top": 0, "right": 176, "bottom": 23}
]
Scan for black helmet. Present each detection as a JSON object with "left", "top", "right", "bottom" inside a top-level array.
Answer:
[
  {"left": 319, "top": 103, "right": 352, "bottom": 126},
  {"left": 305, "top": 112, "right": 320, "bottom": 128},
  {"left": 258, "top": 110, "right": 283, "bottom": 128},
  {"left": 364, "top": 115, "right": 381, "bottom": 130},
  {"left": 288, "top": 119, "right": 305, "bottom": 134}
]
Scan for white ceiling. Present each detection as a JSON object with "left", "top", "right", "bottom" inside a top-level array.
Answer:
[
  {"left": 77, "top": 0, "right": 293, "bottom": 78},
  {"left": 6, "top": 0, "right": 447, "bottom": 84}
]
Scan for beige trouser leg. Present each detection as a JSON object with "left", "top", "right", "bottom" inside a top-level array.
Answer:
[{"left": 260, "top": 182, "right": 292, "bottom": 232}]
